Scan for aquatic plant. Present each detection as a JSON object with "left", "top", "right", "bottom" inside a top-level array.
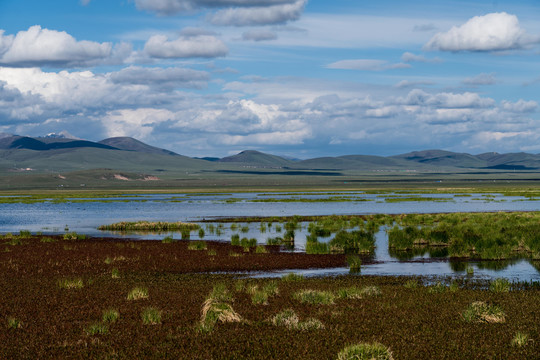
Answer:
[
  {"left": 305, "top": 241, "right": 330, "bottom": 254},
  {"left": 337, "top": 343, "right": 393, "bottom": 360},
  {"left": 330, "top": 230, "right": 375, "bottom": 254},
  {"left": 198, "top": 228, "right": 205, "bottom": 239},
  {"left": 346, "top": 255, "right": 362, "bottom": 272},
  {"left": 98, "top": 221, "right": 199, "bottom": 232},
  {"left": 490, "top": 278, "right": 511, "bottom": 293},
  {"left": 231, "top": 234, "right": 240, "bottom": 246}
]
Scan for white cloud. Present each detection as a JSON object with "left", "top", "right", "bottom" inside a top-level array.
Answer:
[
  {"left": 101, "top": 108, "right": 175, "bottom": 139},
  {"left": 424, "top": 12, "right": 540, "bottom": 52},
  {"left": 109, "top": 66, "right": 210, "bottom": 89},
  {"left": 401, "top": 52, "right": 441, "bottom": 63},
  {"left": 501, "top": 99, "right": 537, "bottom": 113},
  {"left": 462, "top": 73, "right": 496, "bottom": 86},
  {"left": 241, "top": 30, "right": 278, "bottom": 41},
  {"left": 144, "top": 33, "right": 228, "bottom": 58},
  {"left": 209, "top": 0, "right": 306, "bottom": 26},
  {"left": 220, "top": 129, "right": 311, "bottom": 145},
  {"left": 327, "top": 59, "right": 411, "bottom": 71},
  {"left": 0, "top": 26, "right": 123, "bottom": 68},
  {"left": 394, "top": 80, "right": 434, "bottom": 89}
]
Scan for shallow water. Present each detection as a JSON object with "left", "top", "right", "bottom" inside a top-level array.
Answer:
[{"left": 1, "top": 191, "right": 539, "bottom": 281}]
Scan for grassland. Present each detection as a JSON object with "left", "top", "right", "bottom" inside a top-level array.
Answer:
[{"left": 0, "top": 234, "right": 538, "bottom": 359}]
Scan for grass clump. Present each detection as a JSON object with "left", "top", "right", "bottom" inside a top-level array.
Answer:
[
  {"left": 141, "top": 307, "right": 162, "bottom": 325},
  {"left": 271, "top": 309, "right": 324, "bottom": 331},
  {"left": 338, "top": 286, "right": 381, "bottom": 299},
  {"left": 207, "top": 249, "right": 217, "bottom": 256},
  {"left": 337, "top": 342, "right": 393, "bottom": 360},
  {"left": 85, "top": 322, "right": 109, "bottom": 336},
  {"left": 347, "top": 255, "right": 362, "bottom": 272},
  {"left": 188, "top": 241, "right": 207, "bottom": 251},
  {"left": 18, "top": 230, "right": 32, "bottom": 239},
  {"left": 111, "top": 268, "right": 120, "bottom": 279},
  {"left": 282, "top": 273, "right": 304, "bottom": 282},
  {"left": 462, "top": 301, "right": 506, "bottom": 323},
  {"left": 293, "top": 289, "right": 335, "bottom": 305},
  {"left": 198, "top": 228, "right": 205, "bottom": 239},
  {"left": 7, "top": 317, "right": 21, "bottom": 329},
  {"left": 127, "top": 287, "right": 149, "bottom": 300},
  {"left": 231, "top": 234, "right": 240, "bottom": 246},
  {"left": 404, "top": 279, "right": 419, "bottom": 289},
  {"left": 63, "top": 232, "right": 87, "bottom": 240},
  {"left": 102, "top": 309, "right": 120, "bottom": 323},
  {"left": 40, "top": 236, "right": 57, "bottom": 243},
  {"left": 162, "top": 235, "right": 176, "bottom": 244},
  {"left": 490, "top": 278, "right": 511, "bottom": 293},
  {"left": 305, "top": 241, "right": 330, "bottom": 254},
  {"left": 199, "top": 284, "right": 242, "bottom": 333},
  {"left": 58, "top": 278, "right": 84, "bottom": 289},
  {"left": 511, "top": 331, "right": 530, "bottom": 347},
  {"left": 255, "top": 245, "right": 268, "bottom": 254}
]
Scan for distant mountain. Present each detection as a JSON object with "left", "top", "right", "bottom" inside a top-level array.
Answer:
[
  {"left": 98, "top": 137, "right": 178, "bottom": 156},
  {"left": 391, "top": 150, "right": 487, "bottom": 168},
  {"left": 0, "top": 136, "right": 117, "bottom": 151},
  {"left": 218, "top": 150, "right": 293, "bottom": 168},
  {"left": 194, "top": 157, "right": 221, "bottom": 162}
]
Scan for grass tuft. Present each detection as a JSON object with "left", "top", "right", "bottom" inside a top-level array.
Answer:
[
  {"left": 85, "top": 322, "right": 109, "bottom": 336},
  {"left": 127, "top": 287, "right": 149, "bottom": 300},
  {"left": 102, "top": 309, "right": 120, "bottom": 323},
  {"left": 281, "top": 273, "right": 305, "bottom": 282},
  {"left": 293, "top": 289, "right": 335, "bottom": 305},
  {"left": 141, "top": 307, "right": 162, "bottom": 325},
  {"left": 7, "top": 317, "right": 21, "bottom": 329},
  {"left": 511, "top": 331, "right": 530, "bottom": 347},
  {"left": 188, "top": 241, "right": 207, "bottom": 251},
  {"left": 462, "top": 301, "right": 506, "bottom": 323},
  {"left": 58, "top": 278, "right": 84, "bottom": 289},
  {"left": 337, "top": 342, "right": 393, "bottom": 360},
  {"left": 490, "top": 278, "right": 511, "bottom": 293}
]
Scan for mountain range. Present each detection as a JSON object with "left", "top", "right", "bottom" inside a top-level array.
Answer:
[{"left": 2, "top": 134, "right": 540, "bottom": 174}]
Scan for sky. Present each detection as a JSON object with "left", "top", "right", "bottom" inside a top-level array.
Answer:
[{"left": 1, "top": 0, "right": 540, "bottom": 158}]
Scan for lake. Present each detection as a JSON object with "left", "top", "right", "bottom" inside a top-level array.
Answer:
[{"left": 1, "top": 191, "right": 539, "bottom": 282}]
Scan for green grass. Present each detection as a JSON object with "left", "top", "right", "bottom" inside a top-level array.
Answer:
[
  {"left": 337, "top": 342, "right": 393, "bottom": 360},
  {"left": 271, "top": 309, "right": 324, "bottom": 331},
  {"left": 512, "top": 332, "right": 530, "bottom": 347},
  {"left": 58, "top": 278, "right": 84, "bottom": 289},
  {"left": 305, "top": 241, "right": 330, "bottom": 254},
  {"left": 7, "top": 317, "right": 21, "bottom": 330},
  {"left": 346, "top": 255, "right": 362, "bottom": 272},
  {"left": 111, "top": 268, "right": 120, "bottom": 279},
  {"left": 102, "top": 309, "right": 120, "bottom": 323},
  {"left": 188, "top": 241, "right": 207, "bottom": 251},
  {"left": 293, "top": 289, "right": 335, "bottom": 305},
  {"left": 85, "top": 322, "right": 109, "bottom": 336},
  {"left": 207, "top": 249, "right": 217, "bottom": 256},
  {"left": 231, "top": 234, "right": 240, "bottom": 246},
  {"left": 490, "top": 278, "right": 511, "bottom": 293},
  {"left": 63, "top": 232, "right": 87, "bottom": 240},
  {"left": 98, "top": 221, "right": 199, "bottom": 232},
  {"left": 127, "top": 287, "right": 149, "bottom": 300},
  {"left": 199, "top": 284, "right": 242, "bottom": 333},
  {"left": 281, "top": 273, "right": 305, "bottom": 282},
  {"left": 462, "top": 301, "right": 506, "bottom": 323},
  {"left": 40, "top": 236, "right": 56, "bottom": 243},
  {"left": 162, "top": 235, "right": 176, "bottom": 244},
  {"left": 141, "top": 307, "right": 162, "bottom": 325}
]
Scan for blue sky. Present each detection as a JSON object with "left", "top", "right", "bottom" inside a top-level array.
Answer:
[{"left": 1, "top": 0, "right": 540, "bottom": 158}]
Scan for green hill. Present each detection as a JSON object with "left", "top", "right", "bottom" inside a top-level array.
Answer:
[
  {"left": 218, "top": 150, "right": 293, "bottom": 168},
  {"left": 98, "top": 137, "right": 178, "bottom": 156}
]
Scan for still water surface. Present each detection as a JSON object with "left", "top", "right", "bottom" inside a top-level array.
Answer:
[{"left": 1, "top": 192, "right": 539, "bottom": 282}]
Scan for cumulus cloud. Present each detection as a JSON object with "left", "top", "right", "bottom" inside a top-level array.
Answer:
[
  {"left": 327, "top": 59, "right": 411, "bottom": 71},
  {"left": 144, "top": 33, "right": 228, "bottom": 58},
  {"left": 402, "top": 89, "right": 495, "bottom": 108},
  {"left": 241, "top": 30, "right": 278, "bottom": 41},
  {"left": 209, "top": 0, "right": 306, "bottom": 26},
  {"left": 462, "top": 73, "right": 496, "bottom": 86},
  {"left": 424, "top": 12, "right": 540, "bottom": 52},
  {"left": 501, "top": 99, "right": 538, "bottom": 113},
  {"left": 109, "top": 66, "right": 210, "bottom": 89},
  {"left": 0, "top": 25, "right": 127, "bottom": 68}
]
